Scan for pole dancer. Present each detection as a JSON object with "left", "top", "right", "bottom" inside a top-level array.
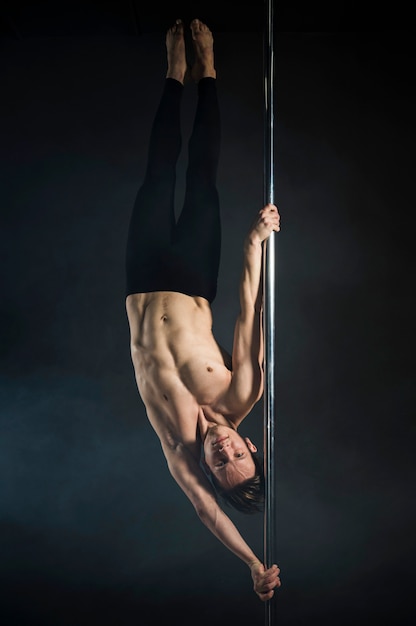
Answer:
[{"left": 125, "top": 17, "right": 281, "bottom": 601}]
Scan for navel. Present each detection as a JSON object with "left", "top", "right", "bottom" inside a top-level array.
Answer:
[
  {"left": 207, "top": 366, "right": 213, "bottom": 373},
  {"left": 163, "top": 393, "right": 169, "bottom": 401},
  {"left": 161, "top": 314, "right": 168, "bottom": 322}
]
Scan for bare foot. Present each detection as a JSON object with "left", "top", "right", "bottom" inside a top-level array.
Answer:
[
  {"left": 166, "top": 19, "right": 187, "bottom": 84},
  {"left": 190, "top": 18, "right": 216, "bottom": 82}
]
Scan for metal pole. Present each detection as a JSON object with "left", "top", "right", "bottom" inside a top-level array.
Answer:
[{"left": 263, "top": 0, "right": 277, "bottom": 624}]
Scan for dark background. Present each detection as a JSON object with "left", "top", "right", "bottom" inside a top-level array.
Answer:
[{"left": 1, "top": 2, "right": 415, "bottom": 625}]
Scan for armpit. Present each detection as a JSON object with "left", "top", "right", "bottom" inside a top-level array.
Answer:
[{"left": 218, "top": 344, "right": 233, "bottom": 370}]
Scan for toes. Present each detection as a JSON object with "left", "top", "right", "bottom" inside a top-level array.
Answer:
[
  {"left": 191, "top": 18, "right": 207, "bottom": 33},
  {"left": 190, "top": 19, "right": 199, "bottom": 35}
]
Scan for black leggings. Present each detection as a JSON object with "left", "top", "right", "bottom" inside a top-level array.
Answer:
[{"left": 125, "top": 77, "right": 221, "bottom": 303}]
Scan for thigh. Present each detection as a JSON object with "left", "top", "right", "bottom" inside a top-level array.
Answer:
[
  {"left": 125, "top": 177, "right": 176, "bottom": 297},
  {"left": 172, "top": 187, "right": 221, "bottom": 303}
]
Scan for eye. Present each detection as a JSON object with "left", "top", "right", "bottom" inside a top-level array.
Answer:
[
  {"left": 235, "top": 452, "right": 245, "bottom": 458},
  {"left": 215, "top": 461, "right": 225, "bottom": 468}
]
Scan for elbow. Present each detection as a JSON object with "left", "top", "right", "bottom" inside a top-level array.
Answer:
[
  {"left": 254, "top": 387, "right": 263, "bottom": 405},
  {"left": 252, "top": 367, "right": 264, "bottom": 403},
  {"left": 195, "top": 504, "right": 207, "bottom": 522},
  {"left": 194, "top": 500, "right": 218, "bottom": 527},
  {"left": 190, "top": 492, "right": 207, "bottom": 520},
  {"left": 194, "top": 499, "right": 211, "bottom": 522},
  {"left": 257, "top": 372, "right": 264, "bottom": 401}
]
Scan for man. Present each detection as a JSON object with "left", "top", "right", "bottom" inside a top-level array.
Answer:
[{"left": 125, "top": 18, "right": 281, "bottom": 601}]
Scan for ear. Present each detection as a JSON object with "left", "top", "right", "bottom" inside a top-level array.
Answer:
[
  {"left": 202, "top": 459, "right": 211, "bottom": 475},
  {"left": 244, "top": 437, "right": 257, "bottom": 453}
]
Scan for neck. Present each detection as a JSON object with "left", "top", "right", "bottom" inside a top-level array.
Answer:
[{"left": 197, "top": 407, "right": 236, "bottom": 443}]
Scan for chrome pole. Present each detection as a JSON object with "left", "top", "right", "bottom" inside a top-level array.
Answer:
[{"left": 263, "top": 0, "right": 277, "bottom": 624}]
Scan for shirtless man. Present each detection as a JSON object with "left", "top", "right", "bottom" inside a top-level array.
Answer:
[{"left": 125, "top": 18, "right": 281, "bottom": 601}]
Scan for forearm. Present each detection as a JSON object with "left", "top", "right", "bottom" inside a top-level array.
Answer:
[
  {"left": 237, "top": 235, "right": 264, "bottom": 369},
  {"left": 196, "top": 501, "right": 261, "bottom": 568},
  {"left": 196, "top": 496, "right": 283, "bottom": 603},
  {"left": 240, "top": 235, "right": 263, "bottom": 313},
  {"left": 240, "top": 202, "right": 279, "bottom": 314},
  {"left": 164, "top": 443, "right": 261, "bottom": 568}
]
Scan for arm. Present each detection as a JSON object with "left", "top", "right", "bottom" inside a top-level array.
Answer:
[
  {"left": 224, "top": 204, "right": 280, "bottom": 424},
  {"left": 161, "top": 440, "right": 280, "bottom": 600}
]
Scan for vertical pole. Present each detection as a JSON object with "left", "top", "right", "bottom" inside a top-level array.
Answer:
[{"left": 263, "top": 0, "right": 277, "bottom": 625}]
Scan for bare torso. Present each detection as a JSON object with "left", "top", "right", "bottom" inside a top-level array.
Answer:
[{"left": 126, "top": 291, "right": 235, "bottom": 456}]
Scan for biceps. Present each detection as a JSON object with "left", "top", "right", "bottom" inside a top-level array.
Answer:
[
  {"left": 232, "top": 362, "right": 263, "bottom": 405},
  {"left": 232, "top": 315, "right": 262, "bottom": 364},
  {"left": 229, "top": 327, "right": 263, "bottom": 408}
]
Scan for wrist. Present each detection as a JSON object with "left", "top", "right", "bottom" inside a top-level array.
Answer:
[{"left": 244, "top": 234, "right": 262, "bottom": 252}]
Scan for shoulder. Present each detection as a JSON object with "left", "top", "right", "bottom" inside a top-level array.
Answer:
[{"left": 214, "top": 365, "right": 263, "bottom": 427}]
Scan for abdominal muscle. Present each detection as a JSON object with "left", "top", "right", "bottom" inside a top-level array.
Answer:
[{"left": 126, "top": 291, "right": 233, "bottom": 445}]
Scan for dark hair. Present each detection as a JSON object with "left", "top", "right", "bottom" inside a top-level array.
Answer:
[{"left": 210, "top": 453, "right": 265, "bottom": 514}]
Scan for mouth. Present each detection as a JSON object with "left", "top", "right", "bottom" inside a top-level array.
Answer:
[{"left": 213, "top": 436, "right": 228, "bottom": 446}]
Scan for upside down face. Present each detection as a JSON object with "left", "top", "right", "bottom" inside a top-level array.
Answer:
[{"left": 202, "top": 424, "right": 258, "bottom": 489}]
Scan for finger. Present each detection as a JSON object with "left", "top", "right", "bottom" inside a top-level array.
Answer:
[
  {"left": 263, "top": 565, "right": 281, "bottom": 580},
  {"left": 258, "top": 579, "right": 277, "bottom": 593},
  {"left": 255, "top": 572, "right": 280, "bottom": 589},
  {"left": 260, "top": 574, "right": 280, "bottom": 588},
  {"left": 264, "top": 215, "right": 279, "bottom": 226},
  {"left": 259, "top": 589, "right": 275, "bottom": 602},
  {"left": 261, "top": 207, "right": 277, "bottom": 218}
]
